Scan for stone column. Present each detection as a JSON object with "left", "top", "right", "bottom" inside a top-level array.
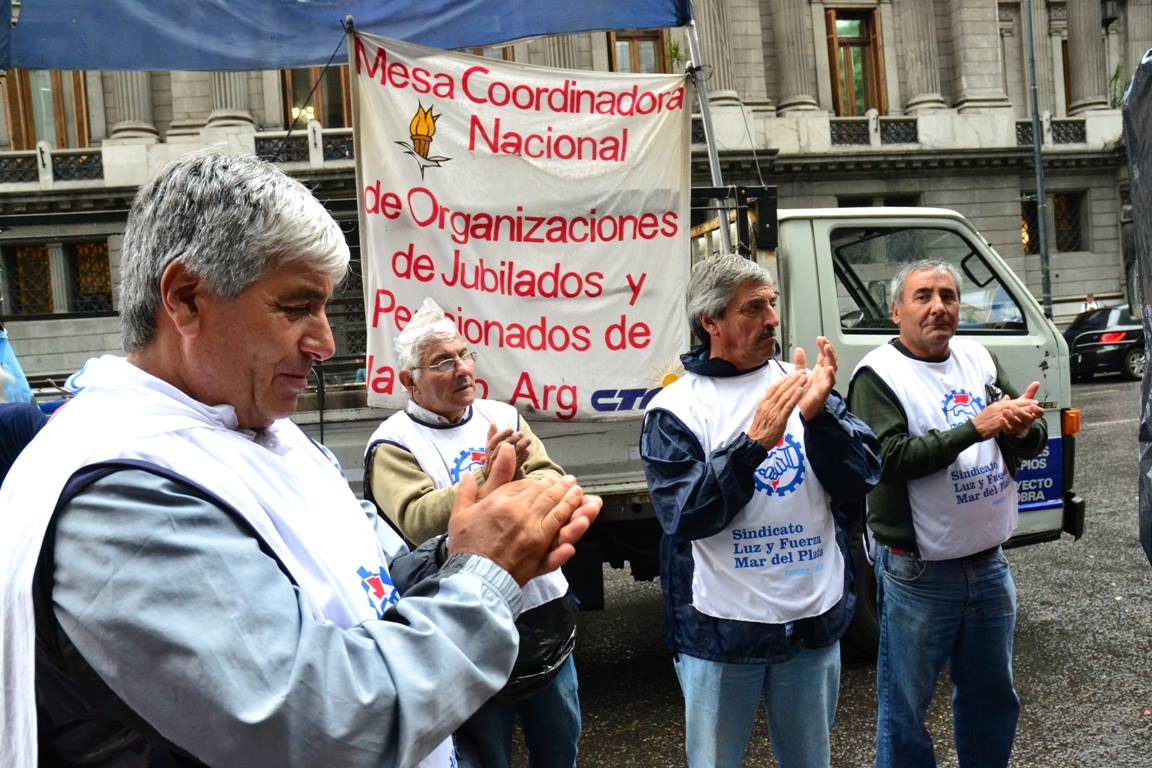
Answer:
[
  {"left": 898, "top": 0, "right": 946, "bottom": 111},
  {"left": 1067, "top": 0, "right": 1108, "bottom": 113},
  {"left": 545, "top": 35, "right": 581, "bottom": 70},
  {"left": 773, "top": 0, "right": 818, "bottom": 112},
  {"left": 208, "top": 72, "right": 254, "bottom": 126},
  {"left": 947, "top": 0, "right": 1012, "bottom": 112},
  {"left": 1128, "top": 3, "right": 1152, "bottom": 80},
  {"left": 694, "top": 0, "right": 734, "bottom": 96},
  {"left": 109, "top": 72, "right": 158, "bottom": 139}
]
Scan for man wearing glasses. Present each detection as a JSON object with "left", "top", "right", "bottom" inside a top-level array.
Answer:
[{"left": 365, "top": 298, "right": 580, "bottom": 768}]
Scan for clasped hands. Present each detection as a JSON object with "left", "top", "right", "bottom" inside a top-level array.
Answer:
[
  {"left": 481, "top": 422, "right": 532, "bottom": 480},
  {"left": 746, "top": 336, "right": 838, "bottom": 451},
  {"left": 449, "top": 441, "right": 601, "bottom": 586},
  {"left": 971, "top": 381, "right": 1044, "bottom": 439}
]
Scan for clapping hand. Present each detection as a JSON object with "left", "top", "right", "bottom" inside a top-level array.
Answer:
[
  {"left": 794, "top": 336, "right": 837, "bottom": 421},
  {"left": 450, "top": 444, "right": 602, "bottom": 585},
  {"left": 971, "top": 381, "right": 1044, "bottom": 439}
]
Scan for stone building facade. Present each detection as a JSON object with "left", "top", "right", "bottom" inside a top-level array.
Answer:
[{"left": 0, "top": 0, "right": 1146, "bottom": 384}]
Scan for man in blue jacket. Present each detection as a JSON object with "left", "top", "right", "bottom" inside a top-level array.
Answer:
[{"left": 640, "top": 254, "right": 880, "bottom": 768}]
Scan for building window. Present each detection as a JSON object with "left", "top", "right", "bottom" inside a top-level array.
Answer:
[
  {"left": 1021, "top": 200, "right": 1041, "bottom": 255},
  {"left": 467, "top": 46, "right": 515, "bottom": 61},
  {"left": 609, "top": 30, "right": 668, "bottom": 73},
  {"left": 282, "top": 66, "right": 351, "bottom": 129},
  {"left": 6, "top": 245, "right": 54, "bottom": 315},
  {"left": 2, "top": 69, "right": 89, "bottom": 150},
  {"left": 1020, "top": 192, "right": 1086, "bottom": 255},
  {"left": 2, "top": 241, "right": 112, "bottom": 316},
  {"left": 825, "top": 9, "right": 887, "bottom": 117},
  {"left": 70, "top": 242, "right": 114, "bottom": 312},
  {"left": 1053, "top": 192, "right": 1084, "bottom": 252}
]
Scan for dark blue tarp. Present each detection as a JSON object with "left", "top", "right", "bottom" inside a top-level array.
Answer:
[
  {"left": 0, "top": 0, "right": 9, "bottom": 74},
  {"left": 1124, "top": 49, "right": 1152, "bottom": 568},
  {"left": 2, "top": 0, "right": 691, "bottom": 71}
]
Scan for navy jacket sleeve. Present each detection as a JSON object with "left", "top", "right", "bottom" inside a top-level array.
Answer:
[
  {"left": 640, "top": 408, "right": 769, "bottom": 540},
  {"left": 802, "top": 391, "right": 882, "bottom": 505}
]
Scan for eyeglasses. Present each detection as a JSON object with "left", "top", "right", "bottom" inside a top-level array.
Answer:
[{"left": 416, "top": 350, "right": 478, "bottom": 374}]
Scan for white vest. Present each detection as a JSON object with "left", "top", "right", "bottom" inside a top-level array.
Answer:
[
  {"left": 0, "top": 356, "right": 454, "bottom": 768},
  {"left": 646, "top": 362, "right": 845, "bottom": 625},
  {"left": 855, "top": 339, "right": 1018, "bottom": 560},
  {"left": 369, "top": 400, "right": 568, "bottom": 612}
]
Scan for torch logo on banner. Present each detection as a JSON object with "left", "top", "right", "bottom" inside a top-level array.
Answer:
[{"left": 396, "top": 102, "right": 451, "bottom": 178}]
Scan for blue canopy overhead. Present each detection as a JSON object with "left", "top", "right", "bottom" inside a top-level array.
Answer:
[{"left": 2, "top": 0, "right": 692, "bottom": 71}]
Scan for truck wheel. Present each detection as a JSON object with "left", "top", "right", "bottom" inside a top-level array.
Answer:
[
  {"left": 1123, "top": 347, "right": 1145, "bottom": 381},
  {"left": 842, "top": 519, "right": 879, "bottom": 660}
]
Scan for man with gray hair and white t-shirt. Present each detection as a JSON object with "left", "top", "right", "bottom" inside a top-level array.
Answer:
[
  {"left": 640, "top": 254, "right": 880, "bottom": 768},
  {"left": 848, "top": 259, "right": 1046, "bottom": 768},
  {"left": 365, "top": 298, "right": 580, "bottom": 768},
  {"left": 0, "top": 151, "right": 599, "bottom": 768}
]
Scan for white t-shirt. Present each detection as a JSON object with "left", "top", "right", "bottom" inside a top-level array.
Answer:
[
  {"left": 854, "top": 339, "right": 1018, "bottom": 559},
  {"left": 646, "top": 361, "right": 845, "bottom": 624},
  {"left": 369, "top": 400, "right": 568, "bottom": 612}
]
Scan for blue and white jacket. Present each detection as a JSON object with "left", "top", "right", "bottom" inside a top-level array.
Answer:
[{"left": 639, "top": 348, "right": 881, "bottom": 664}]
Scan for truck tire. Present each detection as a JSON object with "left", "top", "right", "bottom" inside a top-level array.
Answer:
[{"left": 842, "top": 518, "right": 879, "bottom": 660}]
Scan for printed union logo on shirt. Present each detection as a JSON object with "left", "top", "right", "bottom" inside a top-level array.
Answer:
[
  {"left": 940, "top": 388, "right": 985, "bottom": 428},
  {"left": 753, "top": 433, "right": 805, "bottom": 497},
  {"left": 357, "top": 565, "right": 400, "bottom": 619},
  {"left": 450, "top": 447, "right": 487, "bottom": 483}
]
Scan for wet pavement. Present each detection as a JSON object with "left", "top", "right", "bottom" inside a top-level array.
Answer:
[{"left": 548, "top": 376, "right": 1152, "bottom": 767}]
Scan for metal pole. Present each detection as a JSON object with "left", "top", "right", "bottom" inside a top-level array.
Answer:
[
  {"left": 685, "top": 5, "right": 733, "bottom": 255},
  {"left": 1025, "top": 0, "right": 1053, "bottom": 317}
]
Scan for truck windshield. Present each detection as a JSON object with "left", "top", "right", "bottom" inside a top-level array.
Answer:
[{"left": 830, "top": 225, "right": 1027, "bottom": 334}]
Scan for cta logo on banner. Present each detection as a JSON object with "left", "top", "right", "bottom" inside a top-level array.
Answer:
[{"left": 352, "top": 32, "right": 690, "bottom": 420}]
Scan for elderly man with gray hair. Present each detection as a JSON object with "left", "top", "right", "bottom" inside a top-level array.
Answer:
[
  {"left": 0, "top": 150, "right": 599, "bottom": 768},
  {"left": 365, "top": 298, "right": 581, "bottom": 768},
  {"left": 640, "top": 254, "right": 880, "bottom": 768},
  {"left": 848, "top": 259, "right": 1045, "bottom": 768}
]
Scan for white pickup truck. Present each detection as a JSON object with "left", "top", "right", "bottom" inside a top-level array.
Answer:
[{"left": 299, "top": 204, "right": 1084, "bottom": 653}]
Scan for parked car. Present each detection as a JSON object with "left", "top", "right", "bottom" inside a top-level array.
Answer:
[{"left": 1063, "top": 304, "right": 1146, "bottom": 381}]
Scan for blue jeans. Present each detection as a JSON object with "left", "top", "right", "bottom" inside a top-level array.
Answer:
[
  {"left": 874, "top": 545, "right": 1020, "bottom": 768},
  {"left": 455, "top": 655, "right": 580, "bottom": 768},
  {"left": 673, "top": 644, "right": 840, "bottom": 768}
]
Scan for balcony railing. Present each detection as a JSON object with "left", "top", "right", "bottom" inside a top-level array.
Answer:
[
  {"left": 51, "top": 149, "right": 104, "bottom": 181},
  {"left": 255, "top": 133, "right": 310, "bottom": 163},
  {"left": 879, "top": 118, "right": 917, "bottom": 144},
  {"left": 322, "top": 129, "right": 355, "bottom": 161},
  {"left": 830, "top": 118, "right": 870, "bottom": 146},
  {"left": 0, "top": 153, "right": 37, "bottom": 184},
  {"left": 1017, "top": 119, "right": 1087, "bottom": 146},
  {"left": 1052, "top": 119, "right": 1087, "bottom": 144}
]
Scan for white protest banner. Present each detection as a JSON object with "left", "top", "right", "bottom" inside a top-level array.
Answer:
[{"left": 352, "top": 32, "right": 690, "bottom": 421}]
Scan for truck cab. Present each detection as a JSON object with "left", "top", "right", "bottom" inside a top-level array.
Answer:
[{"left": 769, "top": 206, "right": 1084, "bottom": 652}]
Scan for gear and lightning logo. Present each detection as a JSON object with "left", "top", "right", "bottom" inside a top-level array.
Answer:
[
  {"left": 450, "top": 446, "right": 486, "bottom": 483},
  {"left": 941, "top": 389, "right": 985, "bottom": 427},
  {"left": 753, "top": 433, "right": 806, "bottom": 497}
]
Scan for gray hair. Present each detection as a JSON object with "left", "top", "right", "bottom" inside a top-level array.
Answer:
[
  {"left": 395, "top": 328, "right": 461, "bottom": 382},
  {"left": 685, "top": 254, "right": 773, "bottom": 344},
  {"left": 890, "top": 260, "right": 963, "bottom": 304},
  {"left": 119, "top": 149, "right": 350, "bottom": 351}
]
